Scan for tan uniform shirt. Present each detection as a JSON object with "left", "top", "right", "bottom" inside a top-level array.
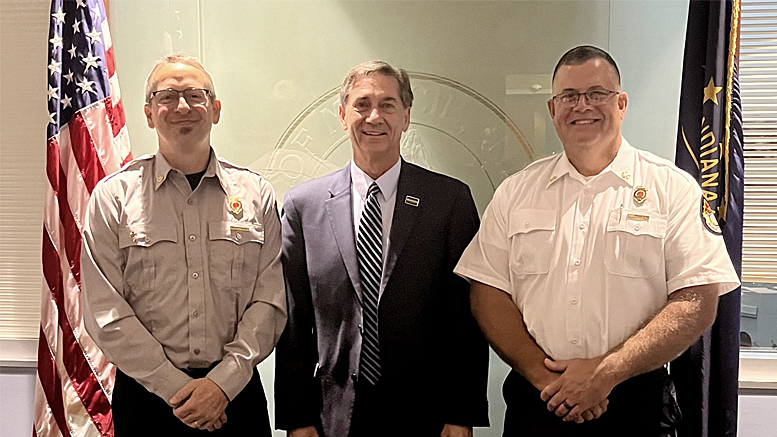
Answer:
[
  {"left": 455, "top": 139, "right": 739, "bottom": 360},
  {"left": 81, "top": 150, "right": 286, "bottom": 403}
]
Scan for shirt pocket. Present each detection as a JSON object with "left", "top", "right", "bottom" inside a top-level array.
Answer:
[
  {"left": 604, "top": 209, "right": 667, "bottom": 278},
  {"left": 508, "top": 209, "right": 556, "bottom": 275},
  {"left": 119, "top": 224, "right": 178, "bottom": 292},
  {"left": 207, "top": 221, "right": 264, "bottom": 290}
]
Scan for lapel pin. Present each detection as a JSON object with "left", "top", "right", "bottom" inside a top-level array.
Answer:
[
  {"left": 228, "top": 195, "right": 243, "bottom": 215},
  {"left": 405, "top": 195, "right": 420, "bottom": 207},
  {"left": 621, "top": 171, "right": 631, "bottom": 180},
  {"left": 633, "top": 186, "right": 648, "bottom": 205}
]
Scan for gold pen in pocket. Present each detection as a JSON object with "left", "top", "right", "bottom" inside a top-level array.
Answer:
[{"left": 619, "top": 204, "right": 624, "bottom": 222}]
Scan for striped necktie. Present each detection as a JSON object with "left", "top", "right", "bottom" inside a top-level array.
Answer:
[{"left": 357, "top": 182, "right": 383, "bottom": 385}]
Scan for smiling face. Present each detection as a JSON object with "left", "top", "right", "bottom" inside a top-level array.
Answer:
[
  {"left": 548, "top": 57, "right": 627, "bottom": 156},
  {"left": 338, "top": 73, "right": 410, "bottom": 175},
  {"left": 144, "top": 62, "right": 221, "bottom": 154}
]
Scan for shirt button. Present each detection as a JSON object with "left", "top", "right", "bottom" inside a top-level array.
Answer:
[
  {"left": 634, "top": 225, "right": 641, "bottom": 231},
  {"left": 187, "top": 199, "right": 194, "bottom": 205},
  {"left": 579, "top": 224, "right": 585, "bottom": 230},
  {"left": 574, "top": 260, "right": 581, "bottom": 266},
  {"left": 189, "top": 234, "right": 196, "bottom": 242},
  {"left": 571, "top": 338, "right": 578, "bottom": 344},
  {"left": 524, "top": 222, "right": 530, "bottom": 229},
  {"left": 193, "top": 349, "right": 201, "bottom": 355},
  {"left": 192, "top": 310, "right": 199, "bottom": 317},
  {"left": 236, "top": 232, "right": 242, "bottom": 240},
  {"left": 351, "top": 373, "right": 358, "bottom": 381},
  {"left": 571, "top": 299, "right": 578, "bottom": 305},
  {"left": 192, "top": 272, "right": 199, "bottom": 279},
  {"left": 584, "top": 188, "right": 590, "bottom": 195}
]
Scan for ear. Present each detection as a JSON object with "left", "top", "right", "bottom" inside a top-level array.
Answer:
[
  {"left": 547, "top": 99, "right": 556, "bottom": 119},
  {"left": 211, "top": 99, "right": 222, "bottom": 124},
  {"left": 617, "top": 92, "right": 628, "bottom": 119},
  {"left": 338, "top": 104, "right": 347, "bottom": 131},
  {"left": 401, "top": 106, "right": 411, "bottom": 132},
  {"left": 144, "top": 104, "right": 155, "bottom": 129}
]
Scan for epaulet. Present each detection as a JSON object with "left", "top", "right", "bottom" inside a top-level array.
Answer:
[
  {"left": 217, "top": 157, "right": 265, "bottom": 178},
  {"left": 634, "top": 149, "right": 698, "bottom": 184},
  {"left": 502, "top": 152, "right": 561, "bottom": 183},
  {"left": 100, "top": 154, "right": 154, "bottom": 182}
]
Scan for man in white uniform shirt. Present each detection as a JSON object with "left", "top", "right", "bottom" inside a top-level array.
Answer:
[{"left": 454, "top": 46, "right": 739, "bottom": 436}]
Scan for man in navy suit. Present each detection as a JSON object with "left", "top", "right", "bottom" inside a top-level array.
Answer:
[{"left": 275, "top": 61, "right": 489, "bottom": 437}]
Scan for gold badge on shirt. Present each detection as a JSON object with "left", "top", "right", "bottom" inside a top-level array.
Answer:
[
  {"left": 633, "top": 186, "right": 648, "bottom": 205},
  {"left": 228, "top": 196, "right": 243, "bottom": 216}
]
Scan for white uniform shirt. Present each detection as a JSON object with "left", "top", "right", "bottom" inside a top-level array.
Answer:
[
  {"left": 351, "top": 158, "right": 401, "bottom": 296},
  {"left": 454, "top": 139, "right": 739, "bottom": 360}
]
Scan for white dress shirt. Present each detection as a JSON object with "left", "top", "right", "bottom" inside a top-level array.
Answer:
[
  {"left": 455, "top": 139, "right": 739, "bottom": 360},
  {"left": 351, "top": 158, "right": 401, "bottom": 296}
]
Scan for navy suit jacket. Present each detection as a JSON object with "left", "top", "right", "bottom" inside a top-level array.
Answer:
[{"left": 275, "top": 160, "right": 489, "bottom": 436}]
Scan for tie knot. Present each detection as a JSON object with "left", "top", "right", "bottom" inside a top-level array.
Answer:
[{"left": 367, "top": 182, "right": 381, "bottom": 198}]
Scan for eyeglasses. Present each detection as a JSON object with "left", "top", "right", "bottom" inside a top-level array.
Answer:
[
  {"left": 150, "top": 88, "right": 211, "bottom": 106},
  {"left": 551, "top": 89, "right": 620, "bottom": 108}
]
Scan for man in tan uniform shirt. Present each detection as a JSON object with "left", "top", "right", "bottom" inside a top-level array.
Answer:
[{"left": 81, "top": 54, "right": 286, "bottom": 435}]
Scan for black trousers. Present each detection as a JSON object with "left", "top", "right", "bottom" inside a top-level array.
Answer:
[
  {"left": 502, "top": 368, "right": 678, "bottom": 437},
  {"left": 348, "top": 379, "right": 445, "bottom": 437},
  {"left": 113, "top": 367, "right": 271, "bottom": 437}
]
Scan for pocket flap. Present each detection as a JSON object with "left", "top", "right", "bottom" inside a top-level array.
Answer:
[
  {"left": 208, "top": 221, "right": 264, "bottom": 245},
  {"left": 606, "top": 209, "right": 667, "bottom": 238},
  {"left": 119, "top": 224, "right": 178, "bottom": 248},
  {"left": 508, "top": 209, "right": 556, "bottom": 237}
]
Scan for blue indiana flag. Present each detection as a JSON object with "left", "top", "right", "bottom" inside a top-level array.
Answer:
[{"left": 673, "top": 1, "right": 744, "bottom": 437}]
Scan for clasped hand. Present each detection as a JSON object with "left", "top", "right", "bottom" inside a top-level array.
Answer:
[
  {"left": 170, "top": 377, "right": 229, "bottom": 432},
  {"left": 540, "top": 357, "right": 614, "bottom": 423}
]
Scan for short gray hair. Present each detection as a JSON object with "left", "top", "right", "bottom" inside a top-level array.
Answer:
[
  {"left": 339, "top": 61, "right": 413, "bottom": 109},
  {"left": 144, "top": 54, "right": 217, "bottom": 103}
]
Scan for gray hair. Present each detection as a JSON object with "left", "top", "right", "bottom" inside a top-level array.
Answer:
[
  {"left": 144, "top": 54, "right": 217, "bottom": 103},
  {"left": 339, "top": 60, "right": 413, "bottom": 109}
]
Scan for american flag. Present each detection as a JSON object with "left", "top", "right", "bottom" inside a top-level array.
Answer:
[{"left": 35, "top": 0, "right": 132, "bottom": 435}]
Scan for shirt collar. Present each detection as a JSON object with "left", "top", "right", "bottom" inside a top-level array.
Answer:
[
  {"left": 607, "top": 137, "right": 635, "bottom": 187},
  {"left": 350, "top": 157, "right": 402, "bottom": 200},
  {"left": 546, "top": 136, "right": 635, "bottom": 188},
  {"left": 153, "top": 148, "right": 225, "bottom": 191}
]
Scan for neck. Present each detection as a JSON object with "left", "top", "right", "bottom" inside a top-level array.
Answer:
[
  {"left": 159, "top": 140, "right": 211, "bottom": 174},
  {"left": 565, "top": 137, "right": 621, "bottom": 177},
  {"left": 354, "top": 153, "right": 399, "bottom": 180}
]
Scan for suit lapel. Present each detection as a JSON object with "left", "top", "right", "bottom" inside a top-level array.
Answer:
[
  {"left": 325, "top": 166, "right": 363, "bottom": 303},
  {"left": 383, "top": 160, "right": 422, "bottom": 283}
]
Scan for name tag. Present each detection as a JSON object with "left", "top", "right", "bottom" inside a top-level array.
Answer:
[
  {"left": 230, "top": 225, "right": 252, "bottom": 232},
  {"left": 626, "top": 213, "right": 650, "bottom": 222}
]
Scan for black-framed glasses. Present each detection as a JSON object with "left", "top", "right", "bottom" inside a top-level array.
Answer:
[
  {"left": 551, "top": 89, "right": 620, "bottom": 108},
  {"left": 150, "top": 88, "right": 211, "bottom": 106}
]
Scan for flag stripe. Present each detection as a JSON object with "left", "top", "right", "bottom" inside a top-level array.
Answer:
[
  {"left": 43, "top": 227, "right": 113, "bottom": 435},
  {"left": 68, "top": 112, "right": 106, "bottom": 195},
  {"left": 34, "top": 371, "right": 66, "bottom": 437},
  {"left": 36, "top": 328, "right": 69, "bottom": 436}
]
